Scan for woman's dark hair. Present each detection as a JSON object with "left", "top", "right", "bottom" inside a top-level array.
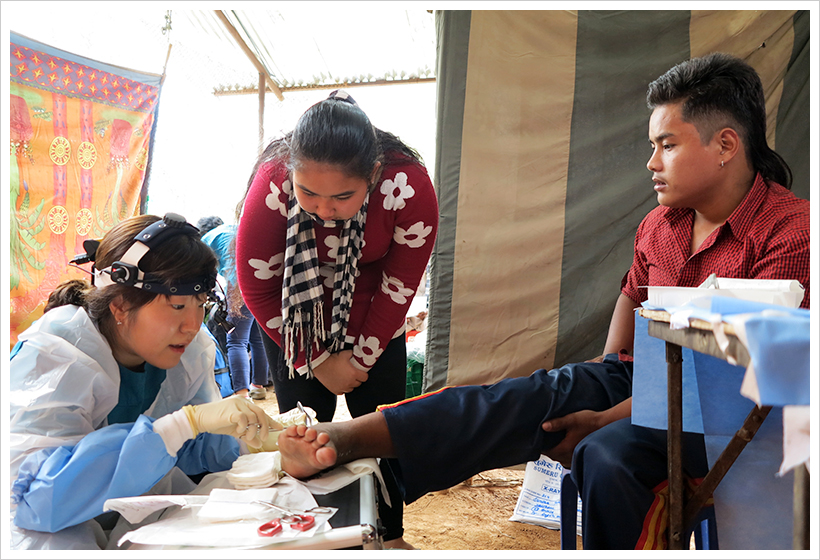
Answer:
[
  {"left": 47, "top": 214, "right": 218, "bottom": 347},
  {"left": 646, "top": 52, "right": 792, "bottom": 189},
  {"left": 44, "top": 279, "right": 93, "bottom": 313},
  {"left": 236, "top": 94, "right": 423, "bottom": 220}
]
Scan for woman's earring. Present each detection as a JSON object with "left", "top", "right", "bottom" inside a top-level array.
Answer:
[
  {"left": 720, "top": 161, "right": 724, "bottom": 168},
  {"left": 117, "top": 321, "right": 122, "bottom": 325}
]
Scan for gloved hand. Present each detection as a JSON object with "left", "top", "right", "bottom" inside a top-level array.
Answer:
[
  {"left": 246, "top": 432, "right": 281, "bottom": 454},
  {"left": 247, "top": 405, "right": 317, "bottom": 453},
  {"left": 182, "top": 397, "right": 282, "bottom": 448}
]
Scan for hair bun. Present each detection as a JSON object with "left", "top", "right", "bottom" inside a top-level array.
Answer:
[
  {"left": 327, "top": 89, "right": 357, "bottom": 106},
  {"left": 44, "top": 279, "right": 93, "bottom": 313}
]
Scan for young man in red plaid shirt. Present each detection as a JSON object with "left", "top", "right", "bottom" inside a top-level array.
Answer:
[
  {"left": 275, "top": 53, "right": 810, "bottom": 549},
  {"left": 558, "top": 52, "right": 810, "bottom": 549}
]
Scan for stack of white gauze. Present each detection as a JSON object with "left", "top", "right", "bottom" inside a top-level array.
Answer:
[
  {"left": 197, "top": 487, "right": 277, "bottom": 522},
  {"left": 227, "top": 451, "right": 283, "bottom": 490}
]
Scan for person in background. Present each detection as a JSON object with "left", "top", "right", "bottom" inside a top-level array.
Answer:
[
  {"left": 235, "top": 89, "right": 439, "bottom": 550},
  {"left": 10, "top": 214, "right": 278, "bottom": 550},
  {"left": 273, "top": 53, "right": 809, "bottom": 549},
  {"left": 195, "top": 215, "right": 224, "bottom": 237},
  {"left": 201, "top": 221, "right": 270, "bottom": 400}
]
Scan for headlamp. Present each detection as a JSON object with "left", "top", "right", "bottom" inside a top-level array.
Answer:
[{"left": 71, "top": 213, "right": 216, "bottom": 296}]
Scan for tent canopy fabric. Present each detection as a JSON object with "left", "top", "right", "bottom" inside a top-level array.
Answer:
[{"left": 427, "top": 10, "right": 810, "bottom": 390}]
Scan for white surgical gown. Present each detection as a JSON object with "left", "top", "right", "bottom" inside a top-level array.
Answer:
[{"left": 9, "top": 305, "right": 240, "bottom": 549}]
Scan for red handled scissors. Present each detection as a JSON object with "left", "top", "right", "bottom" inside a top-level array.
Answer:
[
  {"left": 257, "top": 519, "right": 283, "bottom": 537},
  {"left": 288, "top": 514, "right": 316, "bottom": 531},
  {"left": 257, "top": 514, "right": 315, "bottom": 537}
]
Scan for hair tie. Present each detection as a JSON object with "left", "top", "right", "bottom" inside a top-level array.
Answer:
[{"left": 327, "top": 89, "right": 357, "bottom": 106}]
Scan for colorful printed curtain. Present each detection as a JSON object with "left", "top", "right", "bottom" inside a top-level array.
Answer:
[{"left": 10, "top": 32, "right": 162, "bottom": 346}]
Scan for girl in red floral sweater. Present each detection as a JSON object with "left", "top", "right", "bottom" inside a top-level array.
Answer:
[{"left": 235, "top": 90, "right": 438, "bottom": 549}]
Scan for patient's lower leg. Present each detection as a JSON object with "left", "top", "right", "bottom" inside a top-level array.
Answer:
[{"left": 277, "top": 411, "right": 395, "bottom": 479}]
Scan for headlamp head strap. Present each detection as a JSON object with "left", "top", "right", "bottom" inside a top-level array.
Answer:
[{"left": 93, "top": 213, "right": 215, "bottom": 295}]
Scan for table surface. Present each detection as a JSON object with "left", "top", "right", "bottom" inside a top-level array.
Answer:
[
  {"left": 637, "top": 308, "right": 736, "bottom": 334},
  {"left": 638, "top": 308, "right": 750, "bottom": 367},
  {"left": 126, "top": 474, "right": 381, "bottom": 550}
]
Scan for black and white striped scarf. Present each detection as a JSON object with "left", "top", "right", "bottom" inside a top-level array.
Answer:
[{"left": 281, "top": 188, "right": 368, "bottom": 378}]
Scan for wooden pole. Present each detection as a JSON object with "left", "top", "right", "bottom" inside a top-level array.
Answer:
[
  {"left": 160, "top": 43, "right": 173, "bottom": 85},
  {"left": 793, "top": 463, "right": 809, "bottom": 549},
  {"left": 214, "top": 10, "right": 284, "bottom": 101},
  {"left": 212, "top": 76, "right": 437, "bottom": 97},
  {"left": 666, "top": 341, "right": 684, "bottom": 549},
  {"left": 258, "top": 72, "right": 265, "bottom": 156}
]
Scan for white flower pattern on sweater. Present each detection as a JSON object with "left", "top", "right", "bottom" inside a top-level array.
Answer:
[
  {"left": 324, "top": 235, "right": 340, "bottom": 260},
  {"left": 394, "top": 221, "right": 433, "bottom": 249},
  {"left": 319, "top": 264, "right": 335, "bottom": 289},
  {"left": 380, "top": 172, "right": 414, "bottom": 211},
  {"left": 265, "top": 179, "right": 290, "bottom": 218},
  {"left": 381, "top": 272, "right": 415, "bottom": 305},
  {"left": 266, "top": 315, "right": 283, "bottom": 333},
  {"left": 354, "top": 334, "right": 385, "bottom": 367},
  {"left": 248, "top": 253, "right": 285, "bottom": 280}
]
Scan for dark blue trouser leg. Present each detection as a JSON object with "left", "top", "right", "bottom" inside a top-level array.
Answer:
[
  {"left": 571, "top": 418, "right": 709, "bottom": 549},
  {"left": 383, "top": 356, "right": 633, "bottom": 504}
]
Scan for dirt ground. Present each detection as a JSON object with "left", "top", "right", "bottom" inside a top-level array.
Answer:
[
  {"left": 400, "top": 468, "right": 576, "bottom": 551},
  {"left": 255, "top": 389, "right": 582, "bottom": 551}
]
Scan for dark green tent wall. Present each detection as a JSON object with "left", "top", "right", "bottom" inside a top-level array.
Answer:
[{"left": 426, "top": 10, "right": 810, "bottom": 391}]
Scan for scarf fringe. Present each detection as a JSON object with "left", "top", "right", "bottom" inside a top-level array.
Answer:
[{"left": 284, "top": 301, "right": 325, "bottom": 380}]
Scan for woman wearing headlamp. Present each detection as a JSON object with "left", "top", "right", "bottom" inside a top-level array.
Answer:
[{"left": 9, "top": 214, "right": 279, "bottom": 550}]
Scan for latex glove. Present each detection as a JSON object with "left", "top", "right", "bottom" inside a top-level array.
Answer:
[
  {"left": 247, "top": 405, "right": 317, "bottom": 453},
  {"left": 182, "top": 396, "right": 282, "bottom": 448},
  {"left": 312, "top": 350, "right": 368, "bottom": 395}
]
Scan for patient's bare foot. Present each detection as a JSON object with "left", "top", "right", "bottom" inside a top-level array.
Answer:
[{"left": 277, "top": 424, "right": 338, "bottom": 479}]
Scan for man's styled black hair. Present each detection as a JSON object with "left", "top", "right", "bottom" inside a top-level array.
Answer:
[{"left": 646, "top": 52, "right": 792, "bottom": 189}]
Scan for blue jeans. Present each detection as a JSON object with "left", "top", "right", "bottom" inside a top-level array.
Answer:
[{"left": 226, "top": 305, "right": 268, "bottom": 392}]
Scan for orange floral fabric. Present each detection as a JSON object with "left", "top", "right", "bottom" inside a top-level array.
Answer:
[{"left": 10, "top": 32, "right": 161, "bottom": 345}]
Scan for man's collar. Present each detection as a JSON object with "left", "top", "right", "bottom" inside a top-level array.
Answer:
[{"left": 721, "top": 173, "right": 768, "bottom": 239}]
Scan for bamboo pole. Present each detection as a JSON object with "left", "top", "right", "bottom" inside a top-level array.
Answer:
[
  {"left": 214, "top": 10, "right": 284, "bottom": 101},
  {"left": 213, "top": 76, "right": 437, "bottom": 97},
  {"left": 258, "top": 72, "right": 265, "bottom": 156}
]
